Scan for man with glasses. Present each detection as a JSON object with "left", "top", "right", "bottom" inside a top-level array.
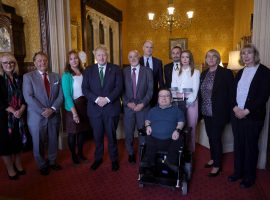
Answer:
[{"left": 144, "top": 88, "right": 185, "bottom": 167}]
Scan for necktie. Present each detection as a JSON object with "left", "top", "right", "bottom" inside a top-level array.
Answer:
[
  {"left": 176, "top": 63, "right": 179, "bottom": 70},
  {"left": 132, "top": 68, "right": 137, "bottom": 99},
  {"left": 99, "top": 67, "right": 104, "bottom": 87},
  {"left": 146, "top": 58, "right": 150, "bottom": 68},
  {"left": 43, "top": 73, "right": 50, "bottom": 97}
]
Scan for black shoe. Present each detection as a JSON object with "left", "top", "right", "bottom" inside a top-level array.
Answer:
[
  {"left": 90, "top": 159, "right": 103, "bottom": 170},
  {"left": 7, "top": 172, "right": 19, "bottom": 180},
  {"left": 40, "top": 167, "right": 50, "bottom": 176},
  {"left": 204, "top": 162, "right": 214, "bottom": 168},
  {"left": 228, "top": 174, "right": 242, "bottom": 182},
  {"left": 112, "top": 161, "right": 119, "bottom": 171},
  {"left": 208, "top": 168, "right": 222, "bottom": 177},
  {"left": 128, "top": 154, "right": 136, "bottom": 164},
  {"left": 78, "top": 154, "right": 87, "bottom": 161},
  {"left": 13, "top": 164, "right": 26, "bottom": 175},
  {"left": 72, "top": 154, "right": 80, "bottom": 165},
  {"left": 50, "top": 163, "right": 62, "bottom": 171},
  {"left": 240, "top": 180, "right": 254, "bottom": 188}
]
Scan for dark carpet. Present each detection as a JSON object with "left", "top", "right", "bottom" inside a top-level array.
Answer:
[{"left": 0, "top": 139, "right": 269, "bottom": 200}]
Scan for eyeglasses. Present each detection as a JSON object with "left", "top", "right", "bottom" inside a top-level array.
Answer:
[
  {"left": 158, "top": 95, "right": 171, "bottom": 98},
  {"left": 2, "top": 61, "right": 15, "bottom": 65}
]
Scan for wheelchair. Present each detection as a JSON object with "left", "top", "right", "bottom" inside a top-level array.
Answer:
[{"left": 137, "top": 126, "right": 192, "bottom": 196}]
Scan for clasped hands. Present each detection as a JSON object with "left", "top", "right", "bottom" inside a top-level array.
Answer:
[
  {"left": 127, "top": 102, "right": 144, "bottom": 112},
  {"left": 41, "top": 108, "right": 54, "bottom": 118},
  {"left": 97, "top": 97, "right": 109, "bottom": 107},
  {"left": 146, "top": 126, "right": 179, "bottom": 141},
  {"left": 233, "top": 106, "right": 250, "bottom": 119}
]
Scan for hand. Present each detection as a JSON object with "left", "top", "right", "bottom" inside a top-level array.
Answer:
[
  {"left": 172, "top": 130, "right": 179, "bottom": 140},
  {"left": 233, "top": 106, "right": 249, "bottom": 119},
  {"left": 134, "top": 103, "right": 144, "bottom": 112},
  {"left": 73, "top": 114, "right": 80, "bottom": 124},
  {"left": 14, "top": 109, "right": 23, "bottom": 118},
  {"left": 41, "top": 108, "right": 54, "bottom": 118},
  {"left": 146, "top": 126, "right": 152, "bottom": 135},
  {"left": 97, "top": 97, "right": 108, "bottom": 107},
  {"left": 127, "top": 102, "right": 136, "bottom": 110}
]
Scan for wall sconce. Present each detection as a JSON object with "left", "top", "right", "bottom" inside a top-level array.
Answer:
[{"left": 227, "top": 50, "right": 243, "bottom": 70}]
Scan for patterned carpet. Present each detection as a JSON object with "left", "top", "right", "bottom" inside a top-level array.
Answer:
[{"left": 0, "top": 139, "right": 269, "bottom": 200}]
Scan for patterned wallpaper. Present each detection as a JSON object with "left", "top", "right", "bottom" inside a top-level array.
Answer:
[
  {"left": 3, "top": 0, "right": 41, "bottom": 62},
  {"left": 124, "top": 0, "right": 234, "bottom": 67}
]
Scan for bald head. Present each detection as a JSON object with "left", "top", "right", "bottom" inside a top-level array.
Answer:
[
  {"left": 128, "top": 50, "right": 140, "bottom": 67},
  {"left": 143, "top": 40, "right": 153, "bottom": 57}
]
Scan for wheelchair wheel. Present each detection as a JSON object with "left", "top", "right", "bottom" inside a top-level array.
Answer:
[
  {"left": 184, "top": 162, "right": 192, "bottom": 181},
  {"left": 181, "top": 181, "right": 188, "bottom": 195}
]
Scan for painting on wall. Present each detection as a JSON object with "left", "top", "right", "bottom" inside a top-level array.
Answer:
[{"left": 169, "top": 38, "right": 188, "bottom": 58}]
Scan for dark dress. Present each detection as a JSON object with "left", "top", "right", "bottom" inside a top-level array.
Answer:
[{"left": 0, "top": 73, "right": 25, "bottom": 155}]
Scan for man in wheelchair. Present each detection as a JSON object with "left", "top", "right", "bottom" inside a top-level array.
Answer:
[{"left": 139, "top": 88, "right": 186, "bottom": 187}]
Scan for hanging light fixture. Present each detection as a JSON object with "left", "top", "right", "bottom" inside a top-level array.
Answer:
[{"left": 147, "top": 0, "right": 194, "bottom": 33}]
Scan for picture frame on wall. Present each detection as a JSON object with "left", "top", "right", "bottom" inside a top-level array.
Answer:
[{"left": 169, "top": 38, "right": 188, "bottom": 58}]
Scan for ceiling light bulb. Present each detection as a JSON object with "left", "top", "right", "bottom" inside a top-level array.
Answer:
[
  {"left": 148, "top": 12, "right": 155, "bottom": 20},
  {"left": 186, "top": 11, "right": 194, "bottom": 19}
]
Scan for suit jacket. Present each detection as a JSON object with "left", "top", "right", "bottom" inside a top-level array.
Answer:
[
  {"left": 23, "top": 70, "right": 63, "bottom": 126},
  {"left": 198, "top": 66, "right": 234, "bottom": 123},
  {"left": 122, "top": 65, "right": 153, "bottom": 108},
  {"left": 164, "top": 62, "right": 174, "bottom": 88},
  {"left": 82, "top": 63, "right": 123, "bottom": 118},
  {"left": 0, "top": 75, "right": 8, "bottom": 132},
  {"left": 139, "top": 56, "right": 164, "bottom": 106},
  {"left": 233, "top": 64, "right": 270, "bottom": 121}
]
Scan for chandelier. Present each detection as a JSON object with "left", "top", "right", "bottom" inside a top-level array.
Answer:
[{"left": 147, "top": 0, "right": 194, "bottom": 33}]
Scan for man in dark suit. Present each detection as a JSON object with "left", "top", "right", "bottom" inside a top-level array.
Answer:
[
  {"left": 82, "top": 45, "right": 123, "bottom": 171},
  {"left": 139, "top": 40, "right": 164, "bottom": 107},
  {"left": 23, "top": 52, "right": 63, "bottom": 176},
  {"left": 164, "top": 46, "right": 182, "bottom": 89},
  {"left": 123, "top": 50, "right": 153, "bottom": 163}
]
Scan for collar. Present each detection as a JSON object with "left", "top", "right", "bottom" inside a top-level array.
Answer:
[
  {"left": 131, "top": 65, "right": 140, "bottom": 70},
  {"left": 38, "top": 70, "right": 48, "bottom": 75}
]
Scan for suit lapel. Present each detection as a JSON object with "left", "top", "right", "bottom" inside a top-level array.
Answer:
[
  {"left": 93, "top": 64, "right": 102, "bottom": 88},
  {"left": 126, "top": 67, "right": 132, "bottom": 94},
  {"left": 169, "top": 63, "right": 173, "bottom": 83},
  {"left": 103, "top": 63, "right": 111, "bottom": 87},
  {"left": 48, "top": 73, "right": 55, "bottom": 100},
  {"left": 212, "top": 66, "right": 222, "bottom": 95},
  {"left": 136, "top": 66, "right": 143, "bottom": 95}
]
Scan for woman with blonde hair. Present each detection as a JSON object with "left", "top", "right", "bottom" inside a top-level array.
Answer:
[
  {"left": 199, "top": 49, "right": 234, "bottom": 177},
  {"left": 228, "top": 44, "right": 270, "bottom": 188},
  {"left": 0, "top": 53, "right": 26, "bottom": 180}
]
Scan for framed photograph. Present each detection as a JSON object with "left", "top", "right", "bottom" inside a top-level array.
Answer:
[{"left": 169, "top": 38, "right": 188, "bottom": 58}]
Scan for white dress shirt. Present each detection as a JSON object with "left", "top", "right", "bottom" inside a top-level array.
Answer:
[
  {"left": 143, "top": 56, "right": 153, "bottom": 70},
  {"left": 131, "top": 65, "right": 140, "bottom": 85},
  {"left": 171, "top": 67, "right": 200, "bottom": 104}
]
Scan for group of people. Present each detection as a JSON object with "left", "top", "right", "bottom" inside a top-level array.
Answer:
[{"left": 1, "top": 41, "right": 270, "bottom": 189}]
